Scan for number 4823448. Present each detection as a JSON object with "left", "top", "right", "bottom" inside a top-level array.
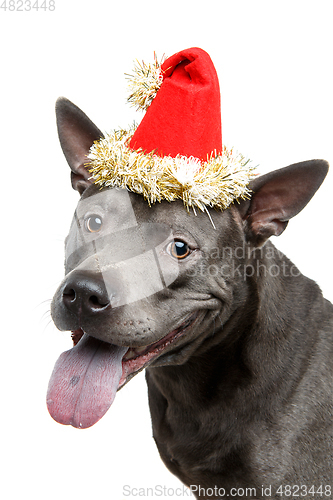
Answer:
[
  {"left": 276, "top": 484, "right": 332, "bottom": 497},
  {"left": 0, "top": 0, "right": 55, "bottom": 10}
]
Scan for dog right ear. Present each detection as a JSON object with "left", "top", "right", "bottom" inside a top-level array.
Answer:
[
  {"left": 56, "top": 97, "right": 104, "bottom": 195},
  {"left": 237, "top": 159, "right": 329, "bottom": 247}
]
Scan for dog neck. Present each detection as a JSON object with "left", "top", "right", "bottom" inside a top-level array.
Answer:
[{"left": 145, "top": 242, "right": 332, "bottom": 489}]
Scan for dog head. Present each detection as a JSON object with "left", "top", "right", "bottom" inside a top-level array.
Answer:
[{"left": 47, "top": 97, "right": 328, "bottom": 429}]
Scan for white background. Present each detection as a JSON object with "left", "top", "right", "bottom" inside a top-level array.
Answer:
[{"left": 1, "top": 1, "right": 332, "bottom": 499}]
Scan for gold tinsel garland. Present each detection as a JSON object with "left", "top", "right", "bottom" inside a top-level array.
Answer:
[
  {"left": 86, "top": 127, "right": 256, "bottom": 216},
  {"left": 126, "top": 54, "right": 165, "bottom": 111}
]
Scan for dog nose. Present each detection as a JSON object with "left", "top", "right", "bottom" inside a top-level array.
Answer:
[{"left": 62, "top": 271, "right": 110, "bottom": 315}]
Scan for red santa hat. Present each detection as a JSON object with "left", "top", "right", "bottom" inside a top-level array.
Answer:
[
  {"left": 87, "top": 47, "right": 254, "bottom": 216},
  {"left": 129, "top": 47, "right": 222, "bottom": 160}
]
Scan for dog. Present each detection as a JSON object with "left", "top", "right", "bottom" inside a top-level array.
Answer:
[{"left": 47, "top": 97, "right": 332, "bottom": 500}]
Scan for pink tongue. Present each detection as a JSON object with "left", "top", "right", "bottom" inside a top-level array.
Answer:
[{"left": 47, "top": 334, "right": 127, "bottom": 429}]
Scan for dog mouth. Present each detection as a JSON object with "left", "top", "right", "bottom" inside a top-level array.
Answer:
[
  {"left": 120, "top": 311, "right": 198, "bottom": 383},
  {"left": 47, "top": 312, "right": 199, "bottom": 429}
]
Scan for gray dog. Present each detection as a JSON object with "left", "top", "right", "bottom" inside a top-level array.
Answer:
[{"left": 47, "top": 98, "right": 332, "bottom": 500}]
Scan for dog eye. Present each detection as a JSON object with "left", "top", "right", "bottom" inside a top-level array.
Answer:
[
  {"left": 167, "top": 240, "right": 191, "bottom": 260},
  {"left": 85, "top": 215, "right": 103, "bottom": 233}
]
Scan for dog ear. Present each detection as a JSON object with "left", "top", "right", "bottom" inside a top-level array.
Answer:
[
  {"left": 239, "top": 159, "right": 329, "bottom": 246},
  {"left": 56, "top": 97, "right": 104, "bottom": 195}
]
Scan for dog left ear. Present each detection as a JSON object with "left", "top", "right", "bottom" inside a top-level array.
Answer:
[
  {"left": 56, "top": 97, "right": 104, "bottom": 195},
  {"left": 239, "top": 159, "right": 329, "bottom": 246}
]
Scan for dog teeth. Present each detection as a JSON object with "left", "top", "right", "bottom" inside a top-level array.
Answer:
[
  {"left": 123, "top": 345, "right": 149, "bottom": 361},
  {"left": 123, "top": 349, "right": 135, "bottom": 360},
  {"left": 135, "top": 346, "right": 148, "bottom": 355}
]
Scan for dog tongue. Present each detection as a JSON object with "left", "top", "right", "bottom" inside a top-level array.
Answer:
[{"left": 47, "top": 334, "right": 127, "bottom": 429}]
